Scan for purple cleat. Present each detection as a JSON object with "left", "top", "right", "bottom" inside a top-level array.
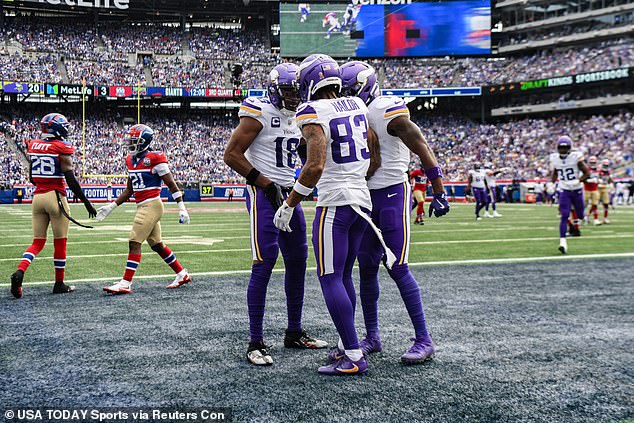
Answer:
[
  {"left": 359, "top": 336, "right": 382, "bottom": 355},
  {"left": 401, "top": 337, "right": 435, "bottom": 364},
  {"left": 318, "top": 355, "right": 368, "bottom": 376},
  {"left": 326, "top": 348, "right": 344, "bottom": 364}
]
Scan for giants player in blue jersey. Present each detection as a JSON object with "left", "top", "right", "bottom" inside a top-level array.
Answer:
[
  {"left": 274, "top": 55, "right": 389, "bottom": 375},
  {"left": 549, "top": 136, "right": 590, "bottom": 253},
  {"left": 224, "top": 63, "right": 328, "bottom": 366},
  {"left": 96, "top": 124, "right": 192, "bottom": 294},
  {"left": 340, "top": 61, "right": 450, "bottom": 364}
]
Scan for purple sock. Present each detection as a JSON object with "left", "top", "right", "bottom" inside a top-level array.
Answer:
[
  {"left": 389, "top": 264, "right": 430, "bottom": 339},
  {"left": 559, "top": 217, "right": 568, "bottom": 238},
  {"left": 247, "top": 260, "right": 275, "bottom": 343},
  {"left": 319, "top": 272, "right": 360, "bottom": 350},
  {"left": 359, "top": 263, "right": 380, "bottom": 338},
  {"left": 283, "top": 258, "right": 305, "bottom": 333}
]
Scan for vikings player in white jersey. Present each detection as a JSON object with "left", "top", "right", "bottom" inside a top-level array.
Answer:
[
  {"left": 224, "top": 63, "right": 327, "bottom": 366},
  {"left": 549, "top": 136, "right": 590, "bottom": 254},
  {"left": 466, "top": 163, "right": 487, "bottom": 220},
  {"left": 340, "top": 61, "right": 450, "bottom": 364},
  {"left": 274, "top": 54, "right": 388, "bottom": 376},
  {"left": 483, "top": 163, "right": 503, "bottom": 218}
]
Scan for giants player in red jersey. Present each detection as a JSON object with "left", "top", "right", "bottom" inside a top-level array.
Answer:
[
  {"left": 96, "top": 124, "right": 192, "bottom": 294},
  {"left": 9, "top": 113, "right": 97, "bottom": 298},
  {"left": 409, "top": 166, "right": 427, "bottom": 224}
]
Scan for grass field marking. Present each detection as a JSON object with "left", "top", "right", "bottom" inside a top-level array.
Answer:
[
  {"left": 0, "top": 236, "right": 254, "bottom": 248},
  {"left": 3, "top": 252, "right": 633, "bottom": 288},
  {"left": 0, "top": 248, "right": 252, "bottom": 262},
  {"left": 411, "top": 233, "right": 634, "bottom": 245}
]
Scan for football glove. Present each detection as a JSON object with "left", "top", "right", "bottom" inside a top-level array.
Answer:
[
  {"left": 95, "top": 202, "right": 117, "bottom": 222},
  {"left": 273, "top": 202, "right": 294, "bottom": 232},
  {"left": 264, "top": 182, "right": 284, "bottom": 210},
  {"left": 178, "top": 202, "right": 190, "bottom": 224},
  {"left": 428, "top": 192, "right": 450, "bottom": 218}
]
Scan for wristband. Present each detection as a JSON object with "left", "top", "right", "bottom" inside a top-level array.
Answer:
[
  {"left": 246, "top": 168, "right": 261, "bottom": 185},
  {"left": 293, "top": 180, "right": 314, "bottom": 197},
  {"left": 109, "top": 201, "right": 118, "bottom": 210},
  {"left": 424, "top": 166, "right": 443, "bottom": 181},
  {"left": 171, "top": 191, "right": 183, "bottom": 200},
  {"left": 178, "top": 202, "right": 187, "bottom": 211}
]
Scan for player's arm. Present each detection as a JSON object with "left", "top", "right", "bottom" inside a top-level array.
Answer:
[
  {"left": 274, "top": 123, "right": 326, "bottom": 232},
  {"left": 96, "top": 177, "right": 132, "bottom": 221},
  {"left": 29, "top": 161, "right": 34, "bottom": 185},
  {"left": 550, "top": 169, "right": 558, "bottom": 184},
  {"left": 366, "top": 127, "right": 381, "bottom": 178},
  {"left": 466, "top": 174, "right": 473, "bottom": 193},
  {"left": 157, "top": 166, "right": 190, "bottom": 224},
  {"left": 388, "top": 116, "right": 445, "bottom": 195},
  {"left": 577, "top": 160, "right": 590, "bottom": 183},
  {"left": 224, "top": 116, "right": 283, "bottom": 209},
  {"left": 59, "top": 154, "right": 97, "bottom": 218}
]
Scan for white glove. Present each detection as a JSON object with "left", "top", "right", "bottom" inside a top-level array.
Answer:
[
  {"left": 95, "top": 202, "right": 117, "bottom": 222},
  {"left": 274, "top": 202, "right": 295, "bottom": 232},
  {"left": 178, "top": 202, "right": 190, "bottom": 224}
]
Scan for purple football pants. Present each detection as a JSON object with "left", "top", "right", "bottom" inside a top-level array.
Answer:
[
  {"left": 558, "top": 189, "right": 585, "bottom": 238},
  {"left": 485, "top": 186, "right": 497, "bottom": 211},
  {"left": 313, "top": 205, "right": 368, "bottom": 350},
  {"left": 245, "top": 185, "right": 308, "bottom": 343},
  {"left": 473, "top": 187, "right": 487, "bottom": 217},
  {"left": 357, "top": 182, "right": 430, "bottom": 340}
]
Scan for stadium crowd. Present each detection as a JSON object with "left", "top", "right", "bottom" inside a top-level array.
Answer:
[
  {"left": 1, "top": 17, "right": 631, "bottom": 89},
  {"left": 1, "top": 110, "right": 631, "bottom": 189}
]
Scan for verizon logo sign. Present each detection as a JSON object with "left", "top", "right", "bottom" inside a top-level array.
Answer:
[{"left": 31, "top": 0, "right": 129, "bottom": 10}]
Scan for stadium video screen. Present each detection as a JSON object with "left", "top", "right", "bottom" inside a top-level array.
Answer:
[{"left": 280, "top": 1, "right": 491, "bottom": 58}]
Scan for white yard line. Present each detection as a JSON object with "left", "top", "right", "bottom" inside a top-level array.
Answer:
[
  {"left": 2, "top": 252, "right": 633, "bottom": 288},
  {"left": 411, "top": 234, "right": 634, "bottom": 245},
  {"left": 0, "top": 248, "right": 252, "bottom": 262}
]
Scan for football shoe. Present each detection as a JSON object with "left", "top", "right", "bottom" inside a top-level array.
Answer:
[
  {"left": 593, "top": 219, "right": 601, "bottom": 226},
  {"left": 603, "top": 218, "right": 611, "bottom": 224},
  {"left": 103, "top": 280, "right": 132, "bottom": 295},
  {"left": 318, "top": 355, "right": 368, "bottom": 376},
  {"left": 10, "top": 270, "right": 24, "bottom": 299},
  {"left": 325, "top": 348, "right": 344, "bottom": 364},
  {"left": 52, "top": 282, "right": 75, "bottom": 294},
  {"left": 247, "top": 341, "right": 273, "bottom": 366},
  {"left": 359, "top": 336, "right": 383, "bottom": 356},
  {"left": 492, "top": 211, "right": 503, "bottom": 218},
  {"left": 558, "top": 238, "right": 568, "bottom": 254},
  {"left": 166, "top": 269, "right": 192, "bottom": 289},
  {"left": 484, "top": 211, "right": 492, "bottom": 218},
  {"left": 284, "top": 330, "right": 328, "bottom": 349},
  {"left": 401, "top": 337, "right": 436, "bottom": 364}
]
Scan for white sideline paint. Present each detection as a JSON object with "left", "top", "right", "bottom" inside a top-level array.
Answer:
[
  {"left": 411, "top": 234, "right": 634, "bottom": 245},
  {"left": 0, "top": 248, "right": 250, "bottom": 262},
  {"left": 2, "top": 252, "right": 633, "bottom": 288},
  {"left": 0, "top": 236, "right": 252, "bottom": 247}
]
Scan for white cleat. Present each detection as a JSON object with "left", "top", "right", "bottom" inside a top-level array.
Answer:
[
  {"left": 103, "top": 280, "right": 132, "bottom": 295},
  {"left": 166, "top": 269, "right": 192, "bottom": 289},
  {"left": 558, "top": 238, "right": 568, "bottom": 254},
  {"left": 603, "top": 218, "right": 611, "bottom": 224},
  {"left": 476, "top": 216, "right": 482, "bottom": 221},
  {"left": 247, "top": 343, "right": 273, "bottom": 366},
  {"left": 484, "top": 211, "right": 492, "bottom": 218},
  {"left": 492, "top": 211, "right": 503, "bottom": 218},
  {"left": 593, "top": 219, "right": 601, "bottom": 226}
]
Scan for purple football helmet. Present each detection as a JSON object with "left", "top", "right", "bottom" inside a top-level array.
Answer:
[
  {"left": 340, "top": 61, "right": 379, "bottom": 104},
  {"left": 297, "top": 54, "right": 341, "bottom": 102},
  {"left": 557, "top": 135, "right": 572, "bottom": 158},
  {"left": 268, "top": 63, "right": 301, "bottom": 112}
]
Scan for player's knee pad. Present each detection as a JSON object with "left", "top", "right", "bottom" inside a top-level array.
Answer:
[{"left": 387, "top": 263, "right": 410, "bottom": 281}]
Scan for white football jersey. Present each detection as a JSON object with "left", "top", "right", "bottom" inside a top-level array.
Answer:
[
  {"left": 469, "top": 169, "right": 486, "bottom": 188},
  {"left": 549, "top": 151, "right": 584, "bottom": 191},
  {"left": 484, "top": 169, "right": 497, "bottom": 188},
  {"left": 366, "top": 96, "right": 411, "bottom": 190},
  {"left": 239, "top": 97, "right": 301, "bottom": 188},
  {"left": 546, "top": 182, "right": 556, "bottom": 194},
  {"left": 295, "top": 97, "right": 371, "bottom": 210}
]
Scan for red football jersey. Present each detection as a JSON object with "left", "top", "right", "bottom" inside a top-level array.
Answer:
[
  {"left": 27, "top": 139, "right": 74, "bottom": 195},
  {"left": 583, "top": 167, "right": 599, "bottom": 191},
  {"left": 126, "top": 151, "right": 169, "bottom": 204},
  {"left": 410, "top": 168, "right": 427, "bottom": 191}
]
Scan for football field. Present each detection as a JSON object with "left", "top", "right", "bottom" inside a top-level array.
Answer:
[{"left": 1, "top": 202, "right": 633, "bottom": 422}]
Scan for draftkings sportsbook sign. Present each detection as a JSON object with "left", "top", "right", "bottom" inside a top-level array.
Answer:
[{"left": 22, "top": 0, "right": 129, "bottom": 10}]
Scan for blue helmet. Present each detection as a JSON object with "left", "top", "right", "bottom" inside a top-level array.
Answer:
[
  {"left": 40, "top": 113, "right": 71, "bottom": 140},
  {"left": 125, "top": 124, "right": 154, "bottom": 156},
  {"left": 297, "top": 54, "right": 341, "bottom": 102}
]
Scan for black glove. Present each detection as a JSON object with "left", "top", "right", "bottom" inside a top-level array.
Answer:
[
  {"left": 264, "top": 183, "right": 284, "bottom": 210},
  {"left": 84, "top": 201, "right": 97, "bottom": 219}
]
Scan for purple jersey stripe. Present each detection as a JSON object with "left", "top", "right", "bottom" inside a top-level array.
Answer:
[
  {"left": 296, "top": 104, "right": 317, "bottom": 117},
  {"left": 241, "top": 100, "right": 261, "bottom": 111},
  {"left": 385, "top": 104, "right": 407, "bottom": 114}
]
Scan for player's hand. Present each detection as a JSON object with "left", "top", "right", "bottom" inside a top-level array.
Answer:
[
  {"left": 274, "top": 202, "right": 294, "bottom": 232},
  {"left": 84, "top": 201, "right": 98, "bottom": 219},
  {"left": 96, "top": 202, "right": 117, "bottom": 221},
  {"left": 178, "top": 202, "right": 190, "bottom": 224},
  {"left": 264, "top": 182, "right": 284, "bottom": 210},
  {"left": 428, "top": 192, "right": 450, "bottom": 218}
]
